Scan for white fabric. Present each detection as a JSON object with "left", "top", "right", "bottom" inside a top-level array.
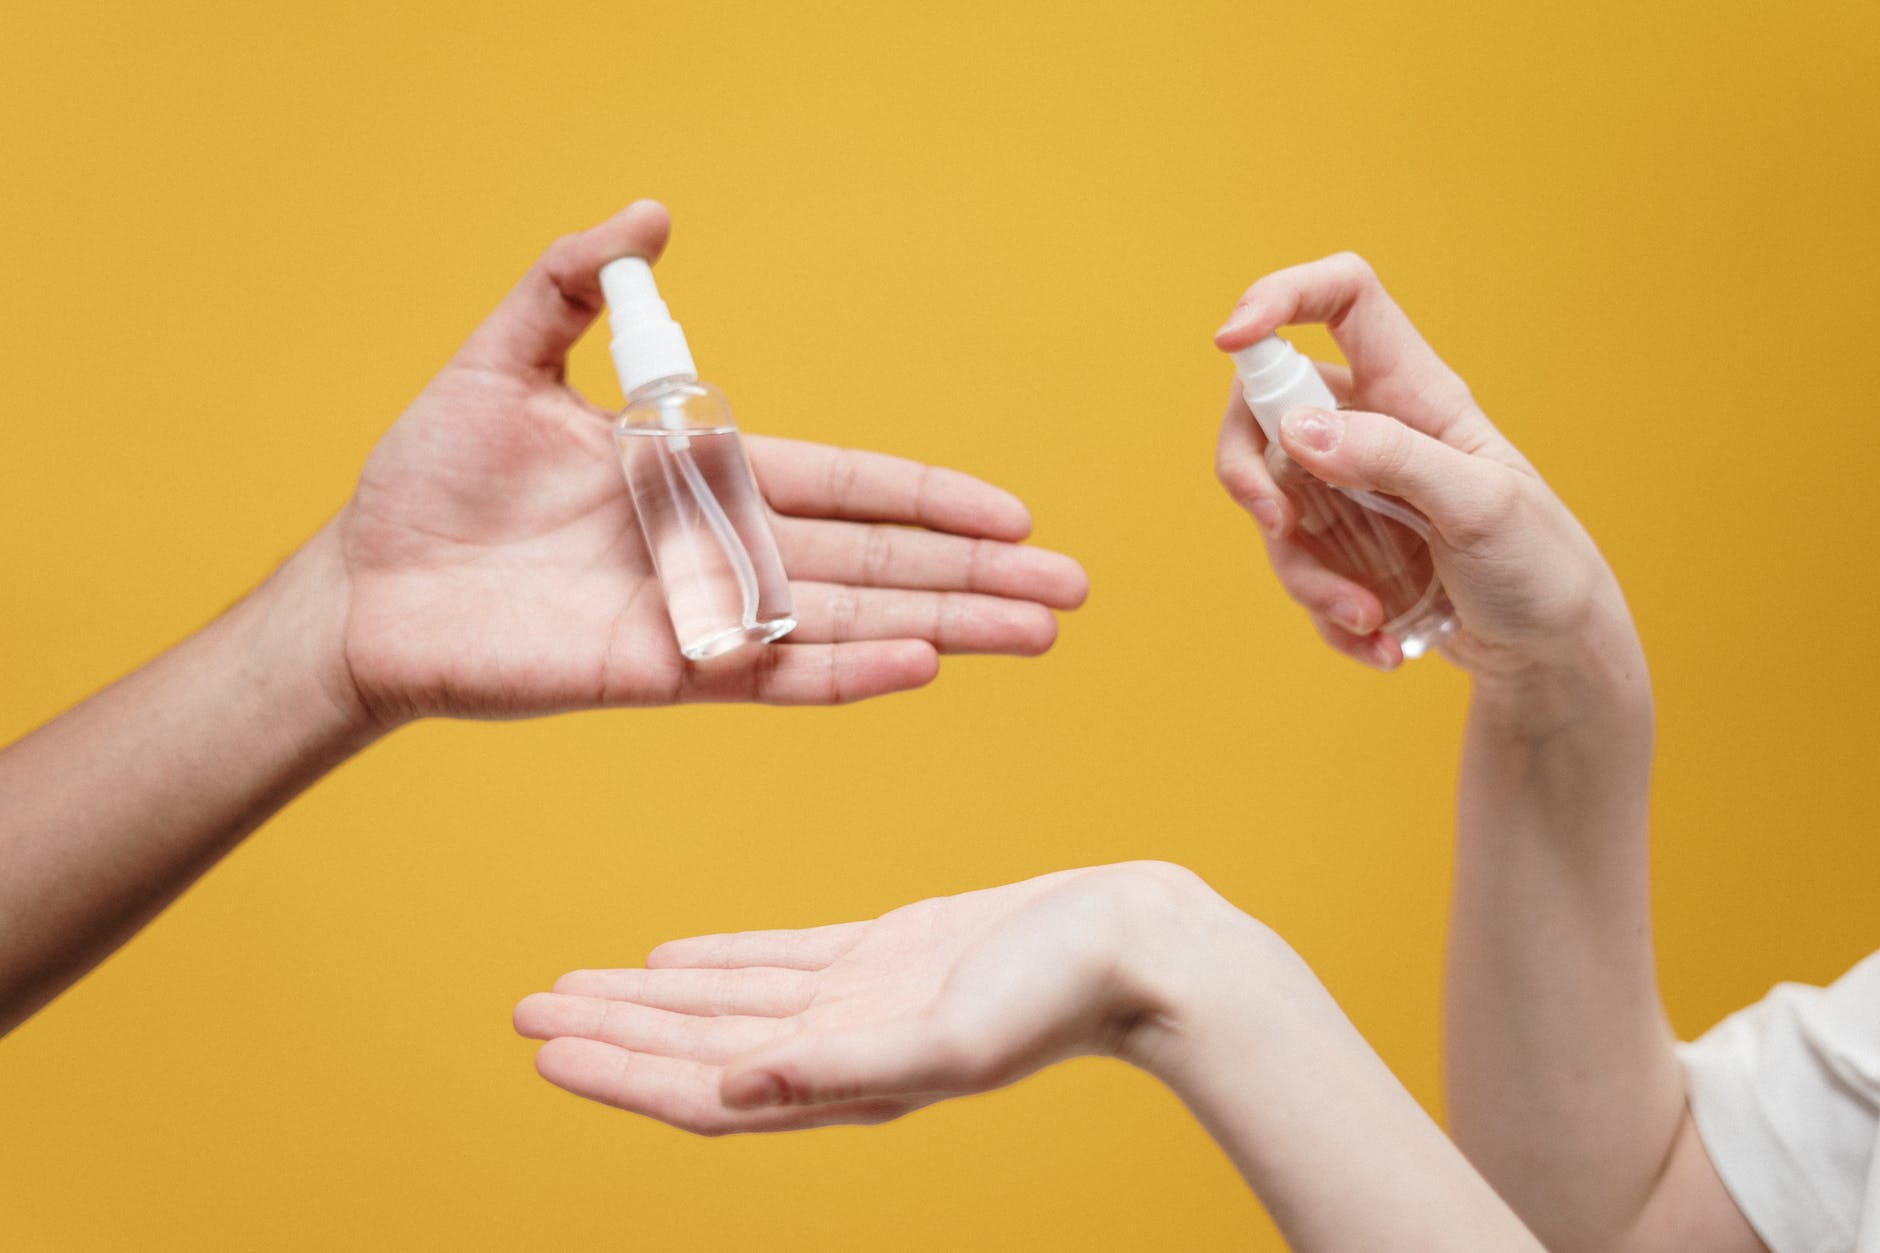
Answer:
[{"left": 1680, "top": 951, "right": 1880, "bottom": 1253}]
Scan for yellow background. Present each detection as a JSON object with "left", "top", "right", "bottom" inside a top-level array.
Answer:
[{"left": 4, "top": 1, "right": 1877, "bottom": 1247}]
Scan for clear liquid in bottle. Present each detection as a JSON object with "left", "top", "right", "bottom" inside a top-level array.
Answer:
[
  {"left": 617, "top": 392, "right": 794, "bottom": 660},
  {"left": 1265, "top": 445, "right": 1454, "bottom": 657}
]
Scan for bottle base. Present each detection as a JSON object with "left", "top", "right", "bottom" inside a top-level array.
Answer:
[
  {"left": 1387, "top": 602, "right": 1456, "bottom": 660},
  {"left": 680, "top": 616, "right": 798, "bottom": 662}
]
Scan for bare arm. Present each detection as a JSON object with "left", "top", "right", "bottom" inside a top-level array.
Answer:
[
  {"left": 1212, "top": 254, "right": 1762, "bottom": 1251},
  {"left": 517, "top": 862, "right": 1546, "bottom": 1252},
  {"left": 0, "top": 200, "right": 1088, "bottom": 1036},
  {"left": 1130, "top": 875, "right": 1546, "bottom": 1252},
  {"left": 0, "top": 530, "right": 372, "bottom": 1034}
]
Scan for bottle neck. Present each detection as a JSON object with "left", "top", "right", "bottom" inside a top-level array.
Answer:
[{"left": 624, "top": 371, "right": 700, "bottom": 405}]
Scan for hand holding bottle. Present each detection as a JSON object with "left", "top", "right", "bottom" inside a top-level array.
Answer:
[
  {"left": 1213, "top": 252, "right": 1635, "bottom": 686},
  {"left": 339, "top": 200, "right": 1088, "bottom": 724},
  {"left": 0, "top": 200, "right": 1091, "bottom": 1035}
]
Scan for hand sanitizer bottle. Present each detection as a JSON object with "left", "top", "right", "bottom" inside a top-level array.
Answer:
[
  {"left": 1232, "top": 334, "right": 1456, "bottom": 658},
  {"left": 601, "top": 258, "right": 795, "bottom": 661}
]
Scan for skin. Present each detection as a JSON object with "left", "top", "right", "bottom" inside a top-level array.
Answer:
[
  {"left": 0, "top": 200, "right": 1089, "bottom": 1037},
  {"left": 1213, "top": 253, "right": 1764, "bottom": 1252},
  {"left": 516, "top": 861, "right": 1548, "bottom": 1253},
  {"left": 519, "top": 251, "right": 1772, "bottom": 1250}
]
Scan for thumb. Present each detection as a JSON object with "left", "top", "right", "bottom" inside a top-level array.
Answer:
[
  {"left": 455, "top": 198, "right": 673, "bottom": 379},
  {"left": 1278, "top": 406, "right": 1508, "bottom": 544},
  {"left": 721, "top": 1019, "right": 973, "bottom": 1110}
]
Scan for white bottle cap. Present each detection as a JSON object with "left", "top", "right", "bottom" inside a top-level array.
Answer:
[
  {"left": 1230, "top": 333, "right": 1339, "bottom": 442},
  {"left": 600, "top": 257, "right": 698, "bottom": 396}
]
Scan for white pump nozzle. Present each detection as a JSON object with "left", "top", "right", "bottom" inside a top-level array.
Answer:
[
  {"left": 1230, "top": 333, "right": 1339, "bottom": 443},
  {"left": 600, "top": 257, "right": 697, "bottom": 397}
]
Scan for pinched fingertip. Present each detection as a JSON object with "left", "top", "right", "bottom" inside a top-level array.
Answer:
[{"left": 1213, "top": 297, "right": 1276, "bottom": 349}]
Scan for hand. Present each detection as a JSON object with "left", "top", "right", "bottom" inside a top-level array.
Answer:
[
  {"left": 512, "top": 863, "right": 1224, "bottom": 1134},
  {"left": 512, "top": 867, "right": 1549, "bottom": 1252},
  {"left": 333, "top": 201, "right": 1088, "bottom": 725},
  {"left": 1212, "top": 253, "right": 1631, "bottom": 681}
]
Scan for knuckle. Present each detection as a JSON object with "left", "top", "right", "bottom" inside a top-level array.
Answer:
[
  {"left": 825, "top": 449, "right": 862, "bottom": 509},
  {"left": 963, "top": 537, "right": 991, "bottom": 591},
  {"left": 1215, "top": 451, "right": 1265, "bottom": 505},
  {"left": 1115, "top": 858, "right": 1203, "bottom": 888},
  {"left": 705, "top": 969, "right": 739, "bottom": 1013},
  {"left": 1105, "top": 860, "right": 1209, "bottom": 914},
  {"left": 860, "top": 527, "right": 896, "bottom": 584},
  {"left": 929, "top": 590, "right": 956, "bottom": 648},
  {"left": 822, "top": 642, "right": 850, "bottom": 705},
  {"left": 1362, "top": 418, "right": 1417, "bottom": 482},
  {"left": 1414, "top": 372, "right": 1478, "bottom": 421},
  {"left": 911, "top": 463, "right": 938, "bottom": 525},
  {"left": 1327, "top": 250, "right": 1377, "bottom": 286},
  {"left": 539, "top": 230, "right": 584, "bottom": 274},
  {"left": 826, "top": 586, "right": 862, "bottom": 638}
]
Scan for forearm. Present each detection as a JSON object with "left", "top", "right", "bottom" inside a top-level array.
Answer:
[
  {"left": 1120, "top": 886, "right": 1543, "bottom": 1252},
  {"left": 1443, "top": 601, "right": 1678, "bottom": 1249},
  {"left": 0, "top": 522, "right": 377, "bottom": 1034}
]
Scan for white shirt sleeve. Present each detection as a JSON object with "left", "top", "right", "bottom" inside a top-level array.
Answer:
[{"left": 1678, "top": 950, "right": 1880, "bottom": 1253}]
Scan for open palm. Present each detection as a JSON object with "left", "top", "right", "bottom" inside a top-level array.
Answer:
[
  {"left": 513, "top": 865, "right": 1170, "bottom": 1134},
  {"left": 335, "top": 202, "right": 1086, "bottom": 725}
]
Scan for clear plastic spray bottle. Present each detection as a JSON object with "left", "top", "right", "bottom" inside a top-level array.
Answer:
[
  {"left": 601, "top": 258, "right": 796, "bottom": 661},
  {"left": 1231, "top": 334, "right": 1456, "bottom": 658}
]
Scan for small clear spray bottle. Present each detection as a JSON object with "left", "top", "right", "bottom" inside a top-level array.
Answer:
[
  {"left": 1231, "top": 334, "right": 1456, "bottom": 658},
  {"left": 600, "top": 258, "right": 796, "bottom": 661}
]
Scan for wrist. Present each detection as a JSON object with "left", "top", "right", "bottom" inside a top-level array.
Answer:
[
  {"left": 219, "top": 520, "right": 382, "bottom": 756},
  {"left": 1094, "top": 863, "right": 1305, "bottom": 1084},
  {"left": 1466, "top": 592, "right": 1652, "bottom": 744}
]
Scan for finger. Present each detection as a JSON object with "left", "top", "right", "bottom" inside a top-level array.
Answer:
[
  {"left": 748, "top": 438, "right": 1033, "bottom": 541},
  {"left": 647, "top": 921, "right": 867, "bottom": 971},
  {"left": 456, "top": 199, "right": 673, "bottom": 379},
  {"left": 532, "top": 1038, "right": 914, "bottom": 1134},
  {"left": 1213, "top": 252, "right": 1473, "bottom": 433},
  {"left": 1316, "top": 360, "right": 1355, "bottom": 404},
  {"left": 788, "top": 583, "right": 1060, "bottom": 655},
  {"left": 544, "top": 967, "right": 819, "bottom": 1017},
  {"left": 1277, "top": 407, "right": 1515, "bottom": 549},
  {"left": 720, "top": 1018, "right": 973, "bottom": 1110},
  {"left": 1216, "top": 385, "right": 1295, "bottom": 538},
  {"left": 771, "top": 518, "right": 1089, "bottom": 609},
  {"left": 673, "top": 639, "right": 939, "bottom": 705},
  {"left": 1307, "top": 613, "right": 1402, "bottom": 672},
  {"left": 1265, "top": 537, "right": 1388, "bottom": 638},
  {"left": 514, "top": 994, "right": 790, "bottom": 1063},
  {"left": 1216, "top": 369, "right": 1352, "bottom": 539}
]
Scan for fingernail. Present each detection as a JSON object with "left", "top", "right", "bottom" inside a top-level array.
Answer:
[
  {"left": 1280, "top": 407, "right": 1342, "bottom": 454},
  {"left": 724, "top": 1070, "right": 788, "bottom": 1108},
  {"left": 1331, "top": 597, "right": 1367, "bottom": 635},
  {"left": 1250, "top": 498, "right": 1283, "bottom": 538},
  {"left": 1368, "top": 639, "right": 1399, "bottom": 671},
  {"left": 1214, "top": 305, "right": 1261, "bottom": 340}
]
